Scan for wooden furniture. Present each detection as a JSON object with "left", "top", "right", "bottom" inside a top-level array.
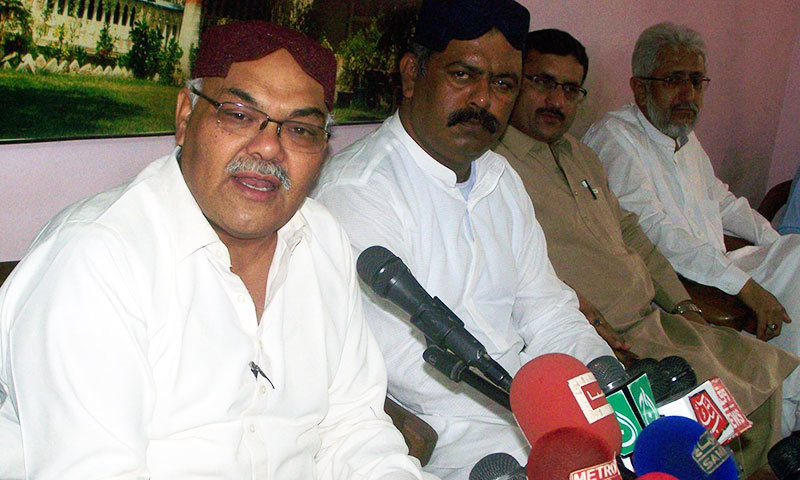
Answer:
[
  {"left": 0, "top": 259, "right": 438, "bottom": 465},
  {"left": 384, "top": 397, "right": 437, "bottom": 466},
  {"left": 680, "top": 180, "right": 793, "bottom": 332}
]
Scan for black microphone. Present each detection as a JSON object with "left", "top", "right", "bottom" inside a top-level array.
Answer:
[
  {"left": 356, "top": 245, "right": 513, "bottom": 391},
  {"left": 627, "top": 358, "right": 670, "bottom": 402},
  {"left": 769, "top": 436, "right": 800, "bottom": 480},
  {"left": 588, "top": 355, "right": 660, "bottom": 457},
  {"left": 657, "top": 356, "right": 697, "bottom": 400},
  {"left": 469, "top": 453, "right": 526, "bottom": 480}
]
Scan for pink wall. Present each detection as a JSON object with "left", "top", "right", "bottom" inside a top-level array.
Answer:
[
  {"left": 769, "top": 27, "right": 800, "bottom": 187},
  {"left": 2, "top": 1, "right": 800, "bottom": 260}
]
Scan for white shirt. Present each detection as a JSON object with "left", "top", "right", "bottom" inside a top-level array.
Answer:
[
  {"left": 583, "top": 104, "right": 780, "bottom": 295},
  {"left": 314, "top": 113, "right": 613, "bottom": 480},
  {"left": 0, "top": 151, "right": 427, "bottom": 480}
]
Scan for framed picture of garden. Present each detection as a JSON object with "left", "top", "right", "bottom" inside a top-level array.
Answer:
[{"left": 0, "top": 0, "right": 420, "bottom": 143}]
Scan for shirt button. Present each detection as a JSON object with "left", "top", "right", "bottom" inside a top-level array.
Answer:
[
  {"left": 237, "top": 294, "right": 247, "bottom": 303},
  {"left": 259, "top": 385, "right": 267, "bottom": 395},
  {"left": 573, "top": 191, "right": 579, "bottom": 196},
  {"left": 249, "top": 424, "right": 256, "bottom": 433}
]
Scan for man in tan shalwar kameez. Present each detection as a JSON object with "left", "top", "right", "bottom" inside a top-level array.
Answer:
[{"left": 494, "top": 28, "right": 800, "bottom": 476}]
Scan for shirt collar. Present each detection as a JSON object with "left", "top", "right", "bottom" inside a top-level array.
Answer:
[
  {"left": 499, "top": 125, "right": 573, "bottom": 158},
  {"left": 157, "top": 148, "right": 223, "bottom": 261},
  {"left": 387, "top": 111, "right": 498, "bottom": 189}
]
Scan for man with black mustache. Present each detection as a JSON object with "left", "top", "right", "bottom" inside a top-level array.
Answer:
[
  {"left": 583, "top": 23, "right": 800, "bottom": 436},
  {"left": 314, "top": 1, "right": 614, "bottom": 479},
  {"left": 495, "top": 29, "right": 800, "bottom": 475}
]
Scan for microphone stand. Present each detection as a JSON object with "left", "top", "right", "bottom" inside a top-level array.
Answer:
[{"left": 423, "top": 345, "right": 511, "bottom": 411}]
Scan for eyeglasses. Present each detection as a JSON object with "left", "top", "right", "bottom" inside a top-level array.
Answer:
[
  {"left": 190, "top": 87, "right": 330, "bottom": 153},
  {"left": 524, "top": 74, "right": 587, "bottom": 102},
  {"left": 637, "top": 74, "right": 711, "bottom": 91}
]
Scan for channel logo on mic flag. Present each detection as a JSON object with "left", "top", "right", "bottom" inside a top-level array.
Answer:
[
  {"left": 690, "top": 390, "right": 729, "bottom": 439},
  {"left": 606, "top": 373, "right": 659, "bottom": 456},
  {"left": 568, "top": 372, "right": 615, "bottom": 424}
]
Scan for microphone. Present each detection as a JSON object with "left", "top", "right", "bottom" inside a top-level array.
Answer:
[
  {"left": 525, "top": 428, "right": 622, "bottom": 480},
  {"left": 588, "top": 356, "right": 660, "bottom": 456},
  {"left": 356, "top": 245, "right": 512, "bottom": 391},
  {"left": 510, "top": 353, "right": 622, "bottom": 477},
  {"left": 632, "top": 416, "right": 739, "bottom": 479},
  {"left": 635, "top": 474, "right": 679, "bottom": 479},
  {"left": 768, "top": 435, "right": 800, "bottom": 480},
  {"left": 469, "top": 453, "right": 526, "bottom": 480},
  {"left": 627, "top": 358, "right": 670, "bottom": 402},
  {"left": 654, "top": 356, "right": 697, "bottom": 404}
]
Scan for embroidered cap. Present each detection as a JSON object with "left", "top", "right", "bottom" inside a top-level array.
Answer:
[{"left": 192, "top": 20, "right": 337, "bottom": 110}]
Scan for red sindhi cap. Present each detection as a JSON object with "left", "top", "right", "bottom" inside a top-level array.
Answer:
[{"left": 192, "top": 20, "right": 337, "bottom": 110}]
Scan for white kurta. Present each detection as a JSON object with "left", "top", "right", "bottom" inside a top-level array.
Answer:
[
  {"left": 0, "top": 151, "right": 428, "bottom": 480},
  {"left": 314, "top": 113, "right": 613, "bottom": 480},
  {"left": 583, "top": 103, "right": 800, "bottom": 366}
]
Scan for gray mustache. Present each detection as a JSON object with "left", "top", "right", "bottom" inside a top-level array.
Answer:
[{"left": 226, "top": 156, "right": 292, "bottom": 190}]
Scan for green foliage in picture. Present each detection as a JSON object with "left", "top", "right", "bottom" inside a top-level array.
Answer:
[
  {"left": 158, "top": 37, "right": 183, "bottom": 85},
  {"left": 0, "top": 0, "right": 32, "bottom": 57},
  {"left": 123, "top": 19, "right": 162, "bottom": 79},
  {"left": 95, "top": 22, "right": 115, "bottom": 67}
]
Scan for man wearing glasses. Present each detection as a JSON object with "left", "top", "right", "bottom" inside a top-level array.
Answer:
[
  {"left": 584, "top": 21, "right": 800, "bottom": 436},
  {"left": 495, "top": 29, "right": 800, "bottom": 475},
  {"left": 0, "top": 20, "right": 431, "bottom": 479}
]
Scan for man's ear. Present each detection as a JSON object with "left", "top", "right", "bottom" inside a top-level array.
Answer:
[
  {"left": 630, "top": 77, "right": 647, "bottom": 109},
  {"left": 399, "top": 52, "right": 420, "bottom": 100},
  {"left": 174, "top": 87, "right": 194, "bottom": 146}
]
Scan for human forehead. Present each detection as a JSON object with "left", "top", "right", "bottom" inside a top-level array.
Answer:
[
  {"left": 432, "top": 30, "right": 522, "bottom": 75},
  {"left": 524, "top": 51, "right": 584, "bottom": 83},
  {"left": 653, "top": 47, "right": 705, "bottom": 75},
  {"left": 207, "top": 49, "right": 327, "bottom": 118}
]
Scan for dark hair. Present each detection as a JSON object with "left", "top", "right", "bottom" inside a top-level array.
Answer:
[{"left": 525, "top": 29, "right": 588, "bottom": 83}]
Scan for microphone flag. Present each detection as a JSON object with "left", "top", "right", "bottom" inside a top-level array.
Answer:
[{"left": 605, "top": 373, "right": 659, "bottom": 456}]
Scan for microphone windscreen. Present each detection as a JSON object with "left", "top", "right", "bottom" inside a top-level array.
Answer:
[
  {"left": 588, "top": 355, "right": 629, "bottom": 393},
  {"left": 636, "top": 473, "right": 679, "bottom": 479},
  {"left": 658, "top": 356, "right": 697, "bottom": 397},
  {"left": 510, "top": 353, "right": 621, "bottom": 451},
  {"left": 628, "top": 358, "right": 670, "bottom": 402},
  {"left": 768, "top": 435, "right": 800, "bottom": 480},
  {"left": 526, "top": 428, "right": 620, "bottom": 480},
  {"left": 469, "top": 452, "right": 525, "bottom": 480},
  {"left": 633, "top": 416, "right": 738, "bottom": 479}
]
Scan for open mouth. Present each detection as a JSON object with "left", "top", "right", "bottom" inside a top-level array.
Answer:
[{"left": 234, "top": 174, "right": 281, "bottom": 193}]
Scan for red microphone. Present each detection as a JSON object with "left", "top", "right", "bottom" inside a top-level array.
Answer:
[
  {"left": 526, "top": 428, "right": 621, "bottom": 480},
  {"left": 636, "top": 474, "right": 679, "bottom": 479},
  {"left": 510, "top": 353, "right": 623, "bottom": 479}
]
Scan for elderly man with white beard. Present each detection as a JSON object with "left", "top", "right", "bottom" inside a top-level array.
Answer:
[{"left": 583, "top": 21, "right": 800, "bottom": 436}]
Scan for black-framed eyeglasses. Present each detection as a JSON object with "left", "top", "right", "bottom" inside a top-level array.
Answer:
[
  {"left": 524, "top": 73, "right": 587, "bottom": 102},
  {"left": 637, "top": 74, "right": 711, "bottom": 91},
  {"left": 190, "top": 87, "right": 330, "bottom": 154}
]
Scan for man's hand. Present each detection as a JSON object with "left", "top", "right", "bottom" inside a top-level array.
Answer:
[
  {"left": 737, "top": 278, "right": 791, "bottom": 341},
  {"left": 575, "top": 291, "right": 636, "bottom": 366}
]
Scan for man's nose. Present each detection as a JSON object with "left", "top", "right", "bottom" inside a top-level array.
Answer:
[
  {"left": 245, "top": 122, "right": 285, "bottom": 158},
  {"left": 545, "top": 85, "right": 568, "bottom": 108},
  {"left": 469, "top": 79, "right": 492, "bottom": 109}
]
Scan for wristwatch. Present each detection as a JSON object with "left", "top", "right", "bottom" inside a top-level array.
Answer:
[{"left": 672, "top": 302, "right": 702, "bottom": 316}]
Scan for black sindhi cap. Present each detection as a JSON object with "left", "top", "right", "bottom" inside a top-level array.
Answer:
[{"left": 413, "top": 0, "right": 530, "bottom": 53}]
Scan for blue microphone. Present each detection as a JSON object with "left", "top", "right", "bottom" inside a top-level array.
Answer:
[{"left": 632, "top": 416, "right": 738, "bottom": 479}]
